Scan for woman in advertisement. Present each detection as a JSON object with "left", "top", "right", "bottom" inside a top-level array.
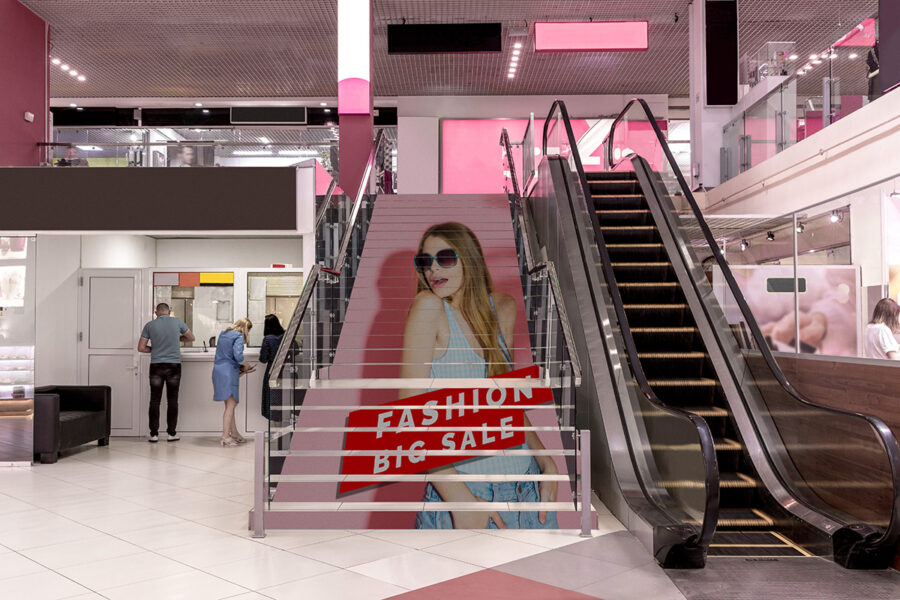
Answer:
[{"left": 399, "top": 222, "right": 558, "bottom": 529}]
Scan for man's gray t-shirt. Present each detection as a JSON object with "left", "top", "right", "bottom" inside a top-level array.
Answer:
[{"left": 140, "top": 315, "right": 189, "bottom": 364}]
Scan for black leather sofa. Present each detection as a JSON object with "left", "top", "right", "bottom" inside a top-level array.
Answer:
[{"left": 34, "top": 385, "right": 111, "bottom": 464}]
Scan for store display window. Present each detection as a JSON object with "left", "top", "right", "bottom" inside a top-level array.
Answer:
[{"left": 153, "top": 272, "right": 234, "bottom": 348}]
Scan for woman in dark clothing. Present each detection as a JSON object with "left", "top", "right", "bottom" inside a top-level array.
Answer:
[{"left": 258, "top": 314, "right": 286, "bottom": 419}]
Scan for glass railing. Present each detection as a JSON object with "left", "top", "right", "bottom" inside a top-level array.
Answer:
[
  {"left": 722, "top": 14, "right": 880, "bottom": 182},
  {"left": 540, "top": 100, "right": 720, "bottom": 558},
  {"left": 608, "top": 97, "right": 900, "bottom": 564}
]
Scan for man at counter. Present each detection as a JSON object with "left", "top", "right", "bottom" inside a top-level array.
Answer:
[{"left": 138, "top": 303, "right": 195, "bottom": 443}]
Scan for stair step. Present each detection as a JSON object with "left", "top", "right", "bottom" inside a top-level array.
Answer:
[
  {"left": 271, "top": 473, "right": 573, "bottom": 483},
  {"left": 270, "top": 449, "right": 576, "bottom": 457},
  {"left": 266, "top": 501, "right": 588, "bottom": 512}
]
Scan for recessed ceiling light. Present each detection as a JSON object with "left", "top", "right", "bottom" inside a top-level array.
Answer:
[
  {"left": 849, "top": 53, "right": 858, "bottom": 59},
  {"left": 798, "top": 71, "right": 805, "bottom": 76},
  {"left": 324, "top": 108, "right": 331, "bottom": 113},
  {"left": 812, "top": 59, "right": 822, "bottom": 65},
  {"left": 69, "top": 70, "right": 78, "bottom": 77},
  {"left": 69, "top": 103, "right": 77, "bottom": 108},
  {"left": 829, "top": 53, "right": 837, "bottom": 59},
  {"left": 509, "top": 67, "right": 516, "bottom": 72},
  {"left": 512, "top": 49, "right": 521, "bottom": 56},
  {"left": 259, "top": 137, "right": 271, "bottom": 144},
  {"left": 740, "top": 239, "right": 749, "bottom": 251},
  {"left": 514, "top": 42, "right": 522, "bottom": 49},
  {"left": 202, "top": 109, "right": 210, "bottom": 114},
  {"left": 194, "top": 102, "right": 203, "bottom": 107},
  {"left": 130, "top": 134, "right": 139, "bottom": 142},
  {"left": 809, "top": 54, "right": 817, "bottom": 60},
  {"left": 77, "top": 75, "right": 86, "bottom": 81},
  {"left": 507, "top": 73, "right": 515, "bottom": 78},
  {"left": 319, "top": 102, "right": 328, "bottom": 106},
  {"left": 788, "top": 54, "right": 798, "bottom": 60},
  {"left": 76, "top": 107, "right": 84, "bottom": 111},
  {"left": 51, "top": 58, "right": 61, "bottom": 65},
  {"left": 60, "top": 64, "right": 69, "bottom": 71}
]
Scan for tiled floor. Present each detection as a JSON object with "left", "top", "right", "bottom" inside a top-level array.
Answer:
[{"left": 0, "top": 437, "right": 676, "bottom": 600}]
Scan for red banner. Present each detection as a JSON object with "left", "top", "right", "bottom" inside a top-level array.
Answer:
[{"left": 339, "top": 365, "right": 552, "bottom": 493}]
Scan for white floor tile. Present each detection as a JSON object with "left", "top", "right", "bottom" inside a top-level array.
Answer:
[
  {"left": 101, "top": 569, "right": 247, "bottom": 600},
  {"left": 289, "top": 534, "right": 415, "bottom": 568},
  {"left": 201, "top": 550, "right": 337, "bottom": 588},
  {"left": 425, "top": 534, "right": 548, "bottom": 568},
  {"left": 481, "top": 528, "right": 588, "bottom": 549},
  {"left": 1, "top": 570, "right": 90, "bottom": 600},
  {"left": 350, "top": 549, "right": 481, "bottom": 589},
  {"left": 0, "top": 521, "right": 104, "bottom": 551},
  {"left": 361, "top": 528, "right": 478, "bottom": 549},
  {"left": 265, "top": 529, "right": 356, "bottom": 550},
  {"left": 75, "top": 508, "right": 185, "bottom": 534},
  {"left": 20, "top": 536, "right": 144, "bottom": 570},
  {"left": 260, "top": 569, "right": 407, "bottom": 600},
  {"left": 115, "top": 521, "right": 232, "bottom": 551},
  {"left": 159, "top": 536, "right": 277, "bottom": 568},
  {"left": 56, "top": 550, "right": 191, "bottom": 590},
  {"left": 0, "top": 551, "right": 47, "bottom": 579}
]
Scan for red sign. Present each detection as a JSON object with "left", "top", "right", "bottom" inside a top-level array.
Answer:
[{"left": 339, "top": 365, "right": 552, "bottom": 493}]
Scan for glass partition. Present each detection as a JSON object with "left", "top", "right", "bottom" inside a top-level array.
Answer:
[
  {"left": 152, "top": 272, "right": 234, "bottom": 348},
  {"left": 247, "top": 272, "right": 303, "bottom": 347}
]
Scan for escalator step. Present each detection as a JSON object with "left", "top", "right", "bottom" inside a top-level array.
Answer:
[
  {"left": 590, "top": 181, "right": 642, "bottom": 194},
  {"left": 708, "top": 531, "right": 812, "bottom": 557},
  {"left": 587, "top": 171, "right": 638, "bottom": 181},
  {"left": 646, "top": 377, "right": 718, "bottom": 387},
  {"left": 593, "top": 195, "right": 646, "bottom": 210},
  {"left": 648, "top": 437, "right": 740, "bottom": 452},
  {"left": 596, "top": 209, "right": 651, "bottom": 225},
  {"left": 716, "top": 508, "right": 775, "bottom": 528},
  {"left": 636, "top": 350, "right": 704, "bottom": 358},
  {"left": 638, "top": 405, "right": 726, "bottom": 418}
]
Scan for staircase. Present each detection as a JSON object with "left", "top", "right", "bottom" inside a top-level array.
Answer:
[
  {"left": 252, "top": 194, "right": 595, "bottom": 533},
  {"left": 589, "top": 171, "right": 810, "bottom": 558}
]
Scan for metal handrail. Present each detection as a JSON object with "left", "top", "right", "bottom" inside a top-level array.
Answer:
[
  {"left": 499, "top": 129, "right": 521, "bottom": 198},
  {"left": 329, "top": 129, "right": 385, "bottom": 274},
  {"left": 314, "top": 178, "right": 339, "bottom": 231},
  {"left": 542, "top": 99, "right": 721, "bottom": 551},
  {"left": 269, "top": 130, "right": 385, "bottom": 386},
  {"left": 502, "top": 127, "right": 582, "bottom": 385},
  {"left": 606, "top": 97, "right": 900, "bottom": 551}
]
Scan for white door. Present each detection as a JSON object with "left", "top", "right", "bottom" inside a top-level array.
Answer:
[{"left": 78, "top": 270, "right": 142, "bottom": 436}]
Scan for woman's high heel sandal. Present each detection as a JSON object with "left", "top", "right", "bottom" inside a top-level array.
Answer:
[{"left": 220, "top": 436, "right": 239, "bottom": 447}]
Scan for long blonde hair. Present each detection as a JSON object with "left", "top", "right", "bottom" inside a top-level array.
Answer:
[
  {"left": 227, "top": 318, "right": 253, "bottom": 344},
  {"left": 416, "top": 222, "right": 510, "bottom": 376}
]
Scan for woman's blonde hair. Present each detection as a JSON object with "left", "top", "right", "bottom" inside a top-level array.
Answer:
[
  {"left": 416, "top": 222, "right": 510, "bottom": 376},
  {"left": 227, "top": 318, "right": 253, "bottom": 343}
]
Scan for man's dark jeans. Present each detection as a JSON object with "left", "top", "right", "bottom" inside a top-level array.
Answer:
[{"left": 149, "top": 363, "right": 181, "bottom": 436}]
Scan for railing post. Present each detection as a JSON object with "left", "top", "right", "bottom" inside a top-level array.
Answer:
[
  {"left": 252, "top": 430, "right": 266, "bottom": 538},
  {"left": 580, "top": 428, "right": 592, "bottom": 537}
]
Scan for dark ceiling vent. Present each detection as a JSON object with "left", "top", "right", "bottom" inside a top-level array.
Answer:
[{"left": 387, "top": 23, "right": 502, "bottom": 54}]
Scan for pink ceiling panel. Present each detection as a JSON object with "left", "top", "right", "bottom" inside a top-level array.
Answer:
[{"left": 534, "top": 21, "right": 649, "bottom": 52}]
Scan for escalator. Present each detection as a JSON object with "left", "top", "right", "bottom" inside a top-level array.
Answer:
[
  {"left": 518, "top": 99, "right": 900, "bottom": 568},
  {"left": 591, "top": 170, "right": 809, "bottom": 558}
]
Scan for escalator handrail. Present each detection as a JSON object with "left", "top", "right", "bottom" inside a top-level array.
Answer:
[
  {"left": 607, "top": 97, "right": 900, "bottom": 548},
  {"left": 541, "top": 100, "right": 720, "bottom": 551}
]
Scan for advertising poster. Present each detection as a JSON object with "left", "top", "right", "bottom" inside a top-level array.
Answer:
[
  {"left": 272, "top": 195, "right": 576, "bottom": 528},
  {"left": 717, "top": 265, "right": 860, "bottom": 356}
]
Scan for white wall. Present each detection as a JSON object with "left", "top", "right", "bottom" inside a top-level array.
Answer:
[
  {"left": 81, "top": 235, "right": 157, "bottom": 268},
  {"left": 35, "top": 235, "right": 81, "bottom": 385},
  {"left": 397, "top": 117, "right": 439, "bottom": 194},
  {"left": 155, "top": 238, "right": 303, "bottom": 269},
  {"left": 396, "top": 94, "right": 668, "bottom": 194}
]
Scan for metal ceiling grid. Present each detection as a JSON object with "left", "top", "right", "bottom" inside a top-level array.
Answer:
[{"left": 21, "top": 0, "right": 877, "bottom": 98}]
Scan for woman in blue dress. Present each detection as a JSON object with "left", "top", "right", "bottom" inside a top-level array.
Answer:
[
  {"left": 212, "top": 317, "right": 253, "bottom": 446},
  {"left": 399, "top": 222, "right": 558, "bottom": 529}
]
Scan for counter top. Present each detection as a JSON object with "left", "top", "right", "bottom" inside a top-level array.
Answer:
[{"left": 179, "top": 348, "right": 261, "bottom": 361}]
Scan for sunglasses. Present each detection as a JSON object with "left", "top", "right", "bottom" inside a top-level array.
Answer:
[{"left": 414, "top": 248, "right": 458, "bottom": 271}]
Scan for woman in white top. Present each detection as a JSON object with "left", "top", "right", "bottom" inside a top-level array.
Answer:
[{"left": 865, "top": 298, "right": 900, "bottom": 359}]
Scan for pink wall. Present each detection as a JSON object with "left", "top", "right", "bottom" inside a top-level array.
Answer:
[{"left": 0, "top": 0, "right": 48, "bottom": 166}]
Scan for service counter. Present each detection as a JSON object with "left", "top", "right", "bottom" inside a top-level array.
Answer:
[{"left": 137, "top": 349, "right": 270, "bottom": 436}]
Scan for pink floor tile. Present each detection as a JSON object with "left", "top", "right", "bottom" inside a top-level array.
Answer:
[{"left": 385, "top": 568, "right": 601, "bottom": 600}]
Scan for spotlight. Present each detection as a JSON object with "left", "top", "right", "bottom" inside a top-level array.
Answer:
[
  {"left": 514, "top": 42, "right": 523, "bottom": 49},
  {"left": 740, "top": 239, "right": 749, "bottom": 251},
  {"left": 788, "top": 54, "right": 798, "bottom": 60},
  {"left": 51, "top": 58, "right": 61, "bottom": 65},
  {"left": 319, "top": 102, "right": 328, "bottom": 106},
  {"left": 830, "top": 210, "right": 842, "bottom": 223},
  {"left": 849, "top": 53, "right": 858, "bottom": 59},
  {"left": 766, "top": 231, "right": 775, "bottom": 241},
  {"left": 194, "top": 102, "right": 203, "bottom": 107},
  {"left": 796, "top": 222, "right": 805, "bottom": 233}
]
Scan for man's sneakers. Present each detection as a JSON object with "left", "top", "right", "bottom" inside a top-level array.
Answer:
[
  {"left": 167, "top": 434, "right": 180, "bottom": 442},
  {"left": 148, "top": 435, "right": 159, "bottom": 443}
]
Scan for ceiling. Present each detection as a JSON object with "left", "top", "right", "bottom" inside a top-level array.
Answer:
[{"left": 21, "top": 0, "right": 877, "bottom": 99}]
